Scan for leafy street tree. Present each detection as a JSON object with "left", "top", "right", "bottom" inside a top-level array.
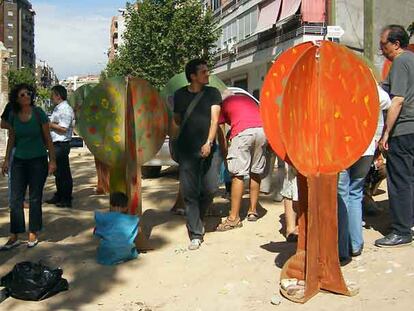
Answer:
[
  {"left": 7, "top": 68, "right": 53, "bottom": 111},
  {"left": 7, "top": 68, "right": 36, "bottom": 91},
  {"left": 36, "top": 87, "right": 52, "bottom": 112},
  {"left": 408, "top": 21, "right": 414, "bottom": 38},
  {"left": 105, "top": 0, "right": 220, "bottom": 90}
]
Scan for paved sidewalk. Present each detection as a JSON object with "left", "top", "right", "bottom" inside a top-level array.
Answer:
[{"left": 0, "top": 152, "right": 413, "bottom": 311}]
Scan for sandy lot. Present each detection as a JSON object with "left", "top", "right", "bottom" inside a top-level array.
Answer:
[{"left": 0, "top": 151, "right": 413, "bottom": 311}]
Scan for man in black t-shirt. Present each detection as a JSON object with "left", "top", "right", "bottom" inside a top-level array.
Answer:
[{"left": 173, "top": 59, "right": 222, "bottom": 250}]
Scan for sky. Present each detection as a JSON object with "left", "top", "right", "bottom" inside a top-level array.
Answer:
[{"left": 32, "top": 0, "right": 127, "bottom": 80}]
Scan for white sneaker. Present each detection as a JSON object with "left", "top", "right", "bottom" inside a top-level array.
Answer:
[{"left": 188, "top": 239, "right": 202, "bottom": 250}]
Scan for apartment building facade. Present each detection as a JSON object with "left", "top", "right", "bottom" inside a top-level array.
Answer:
[
  {"left": 35, "top": 60, "right": 58, "bottom": 88},
  {"left": 208, "top": 0, "right": 414, "bottom": 96},
  {"left": 60, "top": 75, "right": 100, "bottom": 93},
  {"left": 0, "top": 0, "right": 35, "bottom": 70},
  {"left": 207, "top": 0, "right": 326, "bottom": 97},
  {"left": 108, "top": 9, "right": 127, "bottom": 62}
]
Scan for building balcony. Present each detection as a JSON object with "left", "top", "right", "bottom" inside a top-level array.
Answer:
[
  {"left": 213, "top": 15, "right": 325, "bottom": 69},
  {"left": 212, "top": 0, "right": 247, "bottom": 20}
]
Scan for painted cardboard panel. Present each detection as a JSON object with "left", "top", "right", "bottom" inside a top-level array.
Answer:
[
  {"left": 260, "top": 42, "right": 314, "bottom": 161},
  {"left": 281, "top": 41, "right": 379, "bottom": 176}
]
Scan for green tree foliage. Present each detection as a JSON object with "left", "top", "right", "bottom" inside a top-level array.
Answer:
[
  {"left": 408, "top": 22, "right": 414, "bottom": 38},
  {"left": 7, "top": 68, "right": 36, "bottom": 91},
  {"left": 36, "top": 87, "right": 52, "bottom": 112},
  {"left": 105, "top": 0, "right": 220, "bottom": 90}
]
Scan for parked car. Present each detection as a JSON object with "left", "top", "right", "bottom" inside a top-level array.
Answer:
[{"left": 141, "top": 87, "right": 259, "bottom": 178}]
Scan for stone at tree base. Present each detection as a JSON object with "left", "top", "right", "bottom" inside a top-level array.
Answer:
[{"left": 270, "top": 294, "right": 282, "bottom": 305}]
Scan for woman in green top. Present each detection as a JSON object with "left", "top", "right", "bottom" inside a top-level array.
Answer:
[{"left": 1, "top": 84, "right": 56, "bottom": 249}]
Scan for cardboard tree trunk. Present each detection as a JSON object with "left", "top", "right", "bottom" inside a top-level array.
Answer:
[
  {"left": 69, "top": 84, "right": 110, "bottom": 194},
  {"left": 260, "top": 41, "right": 379, "bottom": 303}
]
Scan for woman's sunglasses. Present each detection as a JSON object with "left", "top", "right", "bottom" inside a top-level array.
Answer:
[{"left": 18, "top": 91, "right": 32, "bottom": 98}]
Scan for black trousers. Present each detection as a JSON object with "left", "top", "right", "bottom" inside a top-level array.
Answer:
[
  {"left": 10, "top": 156, "right": 48, "bottom": 233},
  {"left": 387, "top": 133, "right": 414, "bottom": 236},
  {"left": 54, "top": 142, "right": 73, "bottom": 202},
  {"left": 179, "top": 148, "right": 221, "bottom": 240}
]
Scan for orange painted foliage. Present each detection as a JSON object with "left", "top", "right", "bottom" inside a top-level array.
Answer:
[
  {"left": 281, "top": 41, "right": 379, "bottom": 176},
  {"left": 260, "top": 42, "right": 313, "bottom": 161}
]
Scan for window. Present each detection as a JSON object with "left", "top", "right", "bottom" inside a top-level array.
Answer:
[
  {"left": 215, "top": 37, "right": 221, "bottom": 51},
  {"left": 233, "top": 79, "right": 248, "bottom": 91},
  {"left": 8, "top": 48, "right": 13, "bottom": 53},
  {"left": 222, "top": 19, "right": 237, "bottom": 49},
  {"left": 7, "top": 23, "right": 13, "bottom": 28},
  {"left": 211, "top": 0, "right": 220, "bottom": 11},
  {"left": 8, "top": 35, "right": 13, "bottom": 41},
  {"left": 238, "top": 7, "right": 258, "bottom": 39},
  {"left": 244, "top": 13, "right": 250, "bottom": 37},
  {"left": 238, "top": 16, "right": 245, "bottom": 40},
  {"left": 231, "top": 22, "right": 237, "bottom": 40},
  {"left": 8, "top": 11, "right": 13, "bottom": 17},
  {"left": 251, "top": 8, "right": 258, "bottom": 34}
]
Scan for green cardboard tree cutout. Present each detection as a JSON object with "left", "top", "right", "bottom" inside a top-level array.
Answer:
[{"left": 77, "top": 77, "right": 168, "bottom": 216}]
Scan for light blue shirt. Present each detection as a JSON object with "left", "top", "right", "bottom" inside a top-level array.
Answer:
[{"left": 50, "top": 100, "right": 74, "bottom": 142}]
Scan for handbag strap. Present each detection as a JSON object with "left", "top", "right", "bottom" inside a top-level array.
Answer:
[
  {"left": 177, "top": 89, "right": 205, "bottom": 139},
  {"left": 33, "top": 107, "right": 46, "bottom": 146}
]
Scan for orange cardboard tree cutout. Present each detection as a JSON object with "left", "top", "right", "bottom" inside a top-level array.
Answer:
[{"left": 260, "top": 41, "right": 379, "bottom": 303}]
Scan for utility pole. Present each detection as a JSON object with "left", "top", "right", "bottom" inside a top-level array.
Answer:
[
  {"left": 327, "top": 0, "right": 336, "bottom": 25},
  {"left": 364, "top": 0, "right": 374, "bottom": 62}
]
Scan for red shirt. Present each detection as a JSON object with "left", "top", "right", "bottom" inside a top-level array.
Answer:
[{"left": 219, "top": 95, "right": 263, "bottom": 139}]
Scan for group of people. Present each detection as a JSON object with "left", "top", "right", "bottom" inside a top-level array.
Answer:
[
  {"left": 169, "top": 23, "right": 414, "bottom": 258},
  {"left": 0, "top": 25, "right": 413, "bottom": 270},
  {"left": 1, "top": 84, "right": 74, "bottom": 250}
]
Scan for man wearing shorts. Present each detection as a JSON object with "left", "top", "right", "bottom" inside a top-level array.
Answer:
[{"left": 216, "top": 93, "right": 267, "bottom": 231}]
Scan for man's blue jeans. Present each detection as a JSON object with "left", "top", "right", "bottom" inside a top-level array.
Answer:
[{"left": 338, "top": 156, "right": 373, "bottom": 257}]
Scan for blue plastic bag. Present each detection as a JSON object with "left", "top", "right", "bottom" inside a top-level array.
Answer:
[{"left": 94, "top": 211, "right": 139, "bottom": 265}]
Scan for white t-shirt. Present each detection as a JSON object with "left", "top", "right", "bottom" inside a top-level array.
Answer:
[
  {"left": 50, "top": 100, "right": 74, "bottom": 142},
  {"left": 363, "top": 85, "right": 391, "bottom": 156}
]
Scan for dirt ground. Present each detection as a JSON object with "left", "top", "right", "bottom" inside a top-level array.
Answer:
[{"left": 0, "top": 150, "right": 414, "bottom": 311}]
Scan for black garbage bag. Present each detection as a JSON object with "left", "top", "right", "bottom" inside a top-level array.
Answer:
[{"left": 1, "top": 261, "right": 69, "bottom": 301}]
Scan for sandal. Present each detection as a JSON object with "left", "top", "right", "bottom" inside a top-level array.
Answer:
[
  {"left": 216, "top": 217, "right": 243, "bottom": 231},
  {"left": 247, "top": 212, "right": 259, "bottom": 222}
]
